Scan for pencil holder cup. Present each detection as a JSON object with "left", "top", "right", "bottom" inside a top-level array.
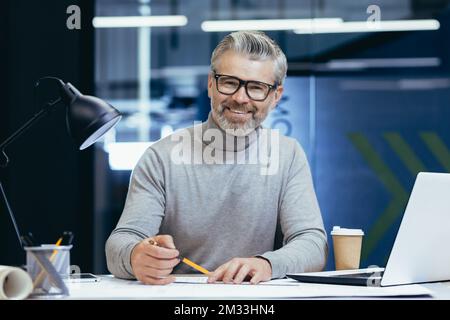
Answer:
[{"left": 25, "top": 245, "right": 72, "bottom": 297}]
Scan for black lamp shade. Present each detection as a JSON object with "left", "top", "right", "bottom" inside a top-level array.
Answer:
[{"left": 62, "top": 83, "right": 122, "bottom": 150}]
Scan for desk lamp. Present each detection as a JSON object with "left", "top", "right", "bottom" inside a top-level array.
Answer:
[{"left": 0, "top": 76, "right": 122, "bottom": 247}]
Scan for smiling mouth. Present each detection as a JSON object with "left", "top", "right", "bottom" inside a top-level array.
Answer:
[{"left": 225, "top": 107, "right": 251, "bottom": 115}]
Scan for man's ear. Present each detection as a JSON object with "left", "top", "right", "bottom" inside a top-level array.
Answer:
[
  {"left": 207, "top": 73, "right": 213, "bottom": 98},
  {"left": 271, "top": 85, "right": 284, "bottom": 110}
]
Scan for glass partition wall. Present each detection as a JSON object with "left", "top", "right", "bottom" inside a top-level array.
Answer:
[{"left": 93, "top": 0, "right": 450, "bottom": 272}]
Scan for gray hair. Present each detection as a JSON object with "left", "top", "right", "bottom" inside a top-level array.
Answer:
[{"left": 210, "top": 31, "right": 287, "bottom": 85}]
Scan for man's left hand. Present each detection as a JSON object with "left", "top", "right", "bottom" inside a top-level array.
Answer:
[{"left": 207, "top": 257, "right": 272, "bottom": 284}]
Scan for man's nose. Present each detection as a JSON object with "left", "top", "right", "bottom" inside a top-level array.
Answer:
[{"left": 231, "top": 85, "right": 250, "bottom": 104}]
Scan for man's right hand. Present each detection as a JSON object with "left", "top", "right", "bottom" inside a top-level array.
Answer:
[{"left": 130, "top": 234, "right": 180, "bottom": 285}]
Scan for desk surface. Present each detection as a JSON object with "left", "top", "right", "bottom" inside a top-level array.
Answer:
[{"left": 64, "top": 275, "right": 450, "bottom": 299}]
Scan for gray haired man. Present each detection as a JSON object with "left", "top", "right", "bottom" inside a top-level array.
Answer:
[{"left": 106, "top": 31, "right": 328, "bottom": 285}]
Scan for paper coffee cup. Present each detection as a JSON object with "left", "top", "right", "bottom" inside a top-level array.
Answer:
[{"left": 331, "top": 226, "right": 364, "bottom": 270}]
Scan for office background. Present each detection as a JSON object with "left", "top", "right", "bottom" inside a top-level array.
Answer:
[{"left": 1, "top": 0, "right": 449, "bottom": 274}]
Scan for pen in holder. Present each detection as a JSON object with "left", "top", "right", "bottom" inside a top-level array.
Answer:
[{"left": 25, "top": 245, "right": 72, "bottom": 297}]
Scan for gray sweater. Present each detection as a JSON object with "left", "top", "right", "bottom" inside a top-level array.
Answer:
[{"left": 106, "top": 113, "right": 327, "bottom": 279}]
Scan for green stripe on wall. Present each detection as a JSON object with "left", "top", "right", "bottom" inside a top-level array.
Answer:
[{"left": 348, "top": 133, "right": 408, "bottom": 262}]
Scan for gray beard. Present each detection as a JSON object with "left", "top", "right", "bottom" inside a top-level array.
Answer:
[{"left": 212, "top": 103, "right": 261, "bottom": 136}]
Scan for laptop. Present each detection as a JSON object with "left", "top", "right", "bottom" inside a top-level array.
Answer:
[{"left": 287, "top": 172, "right": 450, "bottom": 287}]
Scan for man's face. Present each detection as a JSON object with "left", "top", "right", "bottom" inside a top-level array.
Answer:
[{"left": 208, "top": 50, "right": 284, "bottom": 134}]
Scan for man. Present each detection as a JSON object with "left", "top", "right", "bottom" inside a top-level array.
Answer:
[{"left": 106, "top": 31, "right": 327, "bottom": 285}]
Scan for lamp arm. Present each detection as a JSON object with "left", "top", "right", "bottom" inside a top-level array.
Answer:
[
  {"left": 0, "top": 99, "right": 61, "bottom": 168},
  {"left": 0, "top": 77, "right": 66, "bottom": 247},
  {"left": 0, "top": 101, "right": 62, "bottom": 247},
  {"left": 0, "top": 78, "right": 64, "bottom": 168},
  {"left": 0, "top": 99, "right": 61, "bottom": 149},
  {"left": 0, "top": 180, "right": 24, "bottom": 247}
]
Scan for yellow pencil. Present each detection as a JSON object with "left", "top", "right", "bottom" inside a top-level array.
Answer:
[
  {"left": 148, "top": 239, "right": 210, "bottom": 275},
  {"left": 52, "top": 237, "right": 63, "bottom": 252},
  {"left": 181, "top": 257, "right": 210, "bottom": 275}
]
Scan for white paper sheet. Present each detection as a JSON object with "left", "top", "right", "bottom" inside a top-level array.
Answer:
[
  {"left": 67, "top": 275, "right": 432, "bottom": 299},
  {"left": 174, "top": 276, "right": 209, "bottom": 284},
  {"left": 174, "top": 276, "right": 299, "bottom": 286}
]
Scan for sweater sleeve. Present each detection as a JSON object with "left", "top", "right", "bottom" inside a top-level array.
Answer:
[
  {"left": 260, "top": 141, "right": 328, "bottom": 278},
  {"left": 105, "top": 147, "right": 166, "bottom": 279}
]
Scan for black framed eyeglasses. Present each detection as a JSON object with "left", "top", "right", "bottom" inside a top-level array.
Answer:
[{"left": 213, "top": 72, "right": 278, "bottom": 101}]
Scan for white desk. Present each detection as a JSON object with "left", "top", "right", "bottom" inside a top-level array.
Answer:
[{"left": 64, "top": 275, "right": 450, "bottom": 299}]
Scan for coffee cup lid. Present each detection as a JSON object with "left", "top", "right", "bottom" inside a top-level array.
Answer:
[{"left": 331, "top": 226, "right": 364, "bottom": 236}]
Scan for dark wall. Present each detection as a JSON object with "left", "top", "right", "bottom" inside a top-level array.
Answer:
[
  {"left": 0, "top": 4, "right": 9, "bottom": 146},
  {"left": 0, "top": 0, "right": 95, "bottom": 272}
]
